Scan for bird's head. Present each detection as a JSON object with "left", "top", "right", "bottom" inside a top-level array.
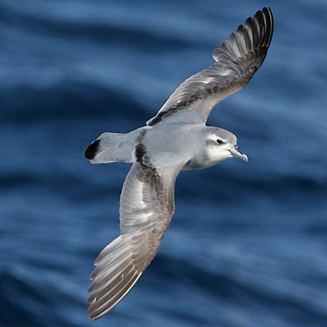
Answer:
[{"left": 205, "top": 127, "right": 248, "bottom": 164}]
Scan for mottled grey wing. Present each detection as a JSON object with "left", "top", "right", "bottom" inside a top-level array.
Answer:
[
  {"left": 147, "top": 7, "right": 274, "bottom": 126},
  {"left": 88, "top": 160, "right": 183, "bottom": 319}
]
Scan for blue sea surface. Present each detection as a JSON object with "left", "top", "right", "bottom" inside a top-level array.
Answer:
[{"left": 1, "top": 1, "right": 327, "bottom": 326}]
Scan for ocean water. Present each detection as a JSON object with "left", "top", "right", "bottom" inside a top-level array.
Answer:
[{"left": 1, "top": 0, "right": 327, "bottom": 326}]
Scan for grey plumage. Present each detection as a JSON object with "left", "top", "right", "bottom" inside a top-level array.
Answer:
[
  {"left": 86, "top": 7, "right": 273, "bottom": 319},
  {"left": 147, "top": 7, "right": 273, "bottom": 126},
  {"left": 88, "top": 159, "right": 183, "bottom": 319}
]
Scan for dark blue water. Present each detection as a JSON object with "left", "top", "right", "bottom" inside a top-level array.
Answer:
[{"left": 1, "top": 0, "right": 327, "bottom": 326}]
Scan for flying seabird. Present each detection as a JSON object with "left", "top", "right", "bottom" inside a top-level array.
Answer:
[{"left": 85, "top": 7, "right": 274, "bottom": 319}]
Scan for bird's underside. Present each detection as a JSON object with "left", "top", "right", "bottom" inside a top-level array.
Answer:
[{"left": 86, "top": 7, "right": 274, "bottom": 319}]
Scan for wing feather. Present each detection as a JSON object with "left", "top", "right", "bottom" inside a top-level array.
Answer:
[
  {"left": 88, "top": 158, "right": 183, "bottom": 319},
  {"left": 147, "top": 7, "right": 274, "bottom": 126}
]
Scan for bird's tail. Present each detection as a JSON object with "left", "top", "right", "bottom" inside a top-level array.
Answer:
[{"left": 85, "top": 130, "right": 140, "bottom": 164}]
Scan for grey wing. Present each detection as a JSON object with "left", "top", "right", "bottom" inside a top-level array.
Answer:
[
  {"left": 147, "top": 7, "right": 274, "bottom": 126},
  {"left": 88, "top": 160, "right": 183, "bottom": 319}
]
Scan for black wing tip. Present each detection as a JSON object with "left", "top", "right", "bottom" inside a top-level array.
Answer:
[
  {"left": 213, "top": 6, "right": 274, "bottom": 62},
  {"left": 243, "top": 7, "right": 274, "bottom": 51},
  {"left": 258, "top": 7, "right": 274, "bottom": 46},
  {"left": 266, "top": 7, "right": 275, "bottom": 46},
  {"left": 85, "top": 139, "right": 100, "bottom": 160},
  {"left": 257, "top": 7, "right": 273, "bottom": 18}
]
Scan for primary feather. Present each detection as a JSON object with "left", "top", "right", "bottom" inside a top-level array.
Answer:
[{"left": 147, "top": 7, "right": 273, "bottom": 126}]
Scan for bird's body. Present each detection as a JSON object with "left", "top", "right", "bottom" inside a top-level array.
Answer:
[{"left": 85, "top": 7, "right": 274, "bottom": 319}]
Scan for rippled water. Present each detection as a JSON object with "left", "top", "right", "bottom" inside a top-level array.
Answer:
[{"left": 1, "top": 1, "right": 327, "bottom": 326}]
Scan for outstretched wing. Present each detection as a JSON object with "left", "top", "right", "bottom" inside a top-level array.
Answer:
[
  {"left": 147, "top": 7, "right": 274, "bottom": 126},
  {"left": 88, "top": 150, "right": 183, "bottom": 319}
]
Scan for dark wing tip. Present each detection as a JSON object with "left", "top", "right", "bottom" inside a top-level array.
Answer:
[
  {"left": 213, "top": 7, "right": 274, "bottom": 61},
  {"left": 85, "top": 139, "right": 100, "bottom": 160},
  {"left": 246, "top": 6, "right": 274, "bottom": 49},
  {"left": 258, "top": 7, "right": 274, "bottom": 47},
  {"left": 266, "top": 7, "right": 274, "bottom": 47}
]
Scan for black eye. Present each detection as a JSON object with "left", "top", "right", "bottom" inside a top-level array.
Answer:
[{"left": 216, "top": 139, "right": 223, "bottom": 144}]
